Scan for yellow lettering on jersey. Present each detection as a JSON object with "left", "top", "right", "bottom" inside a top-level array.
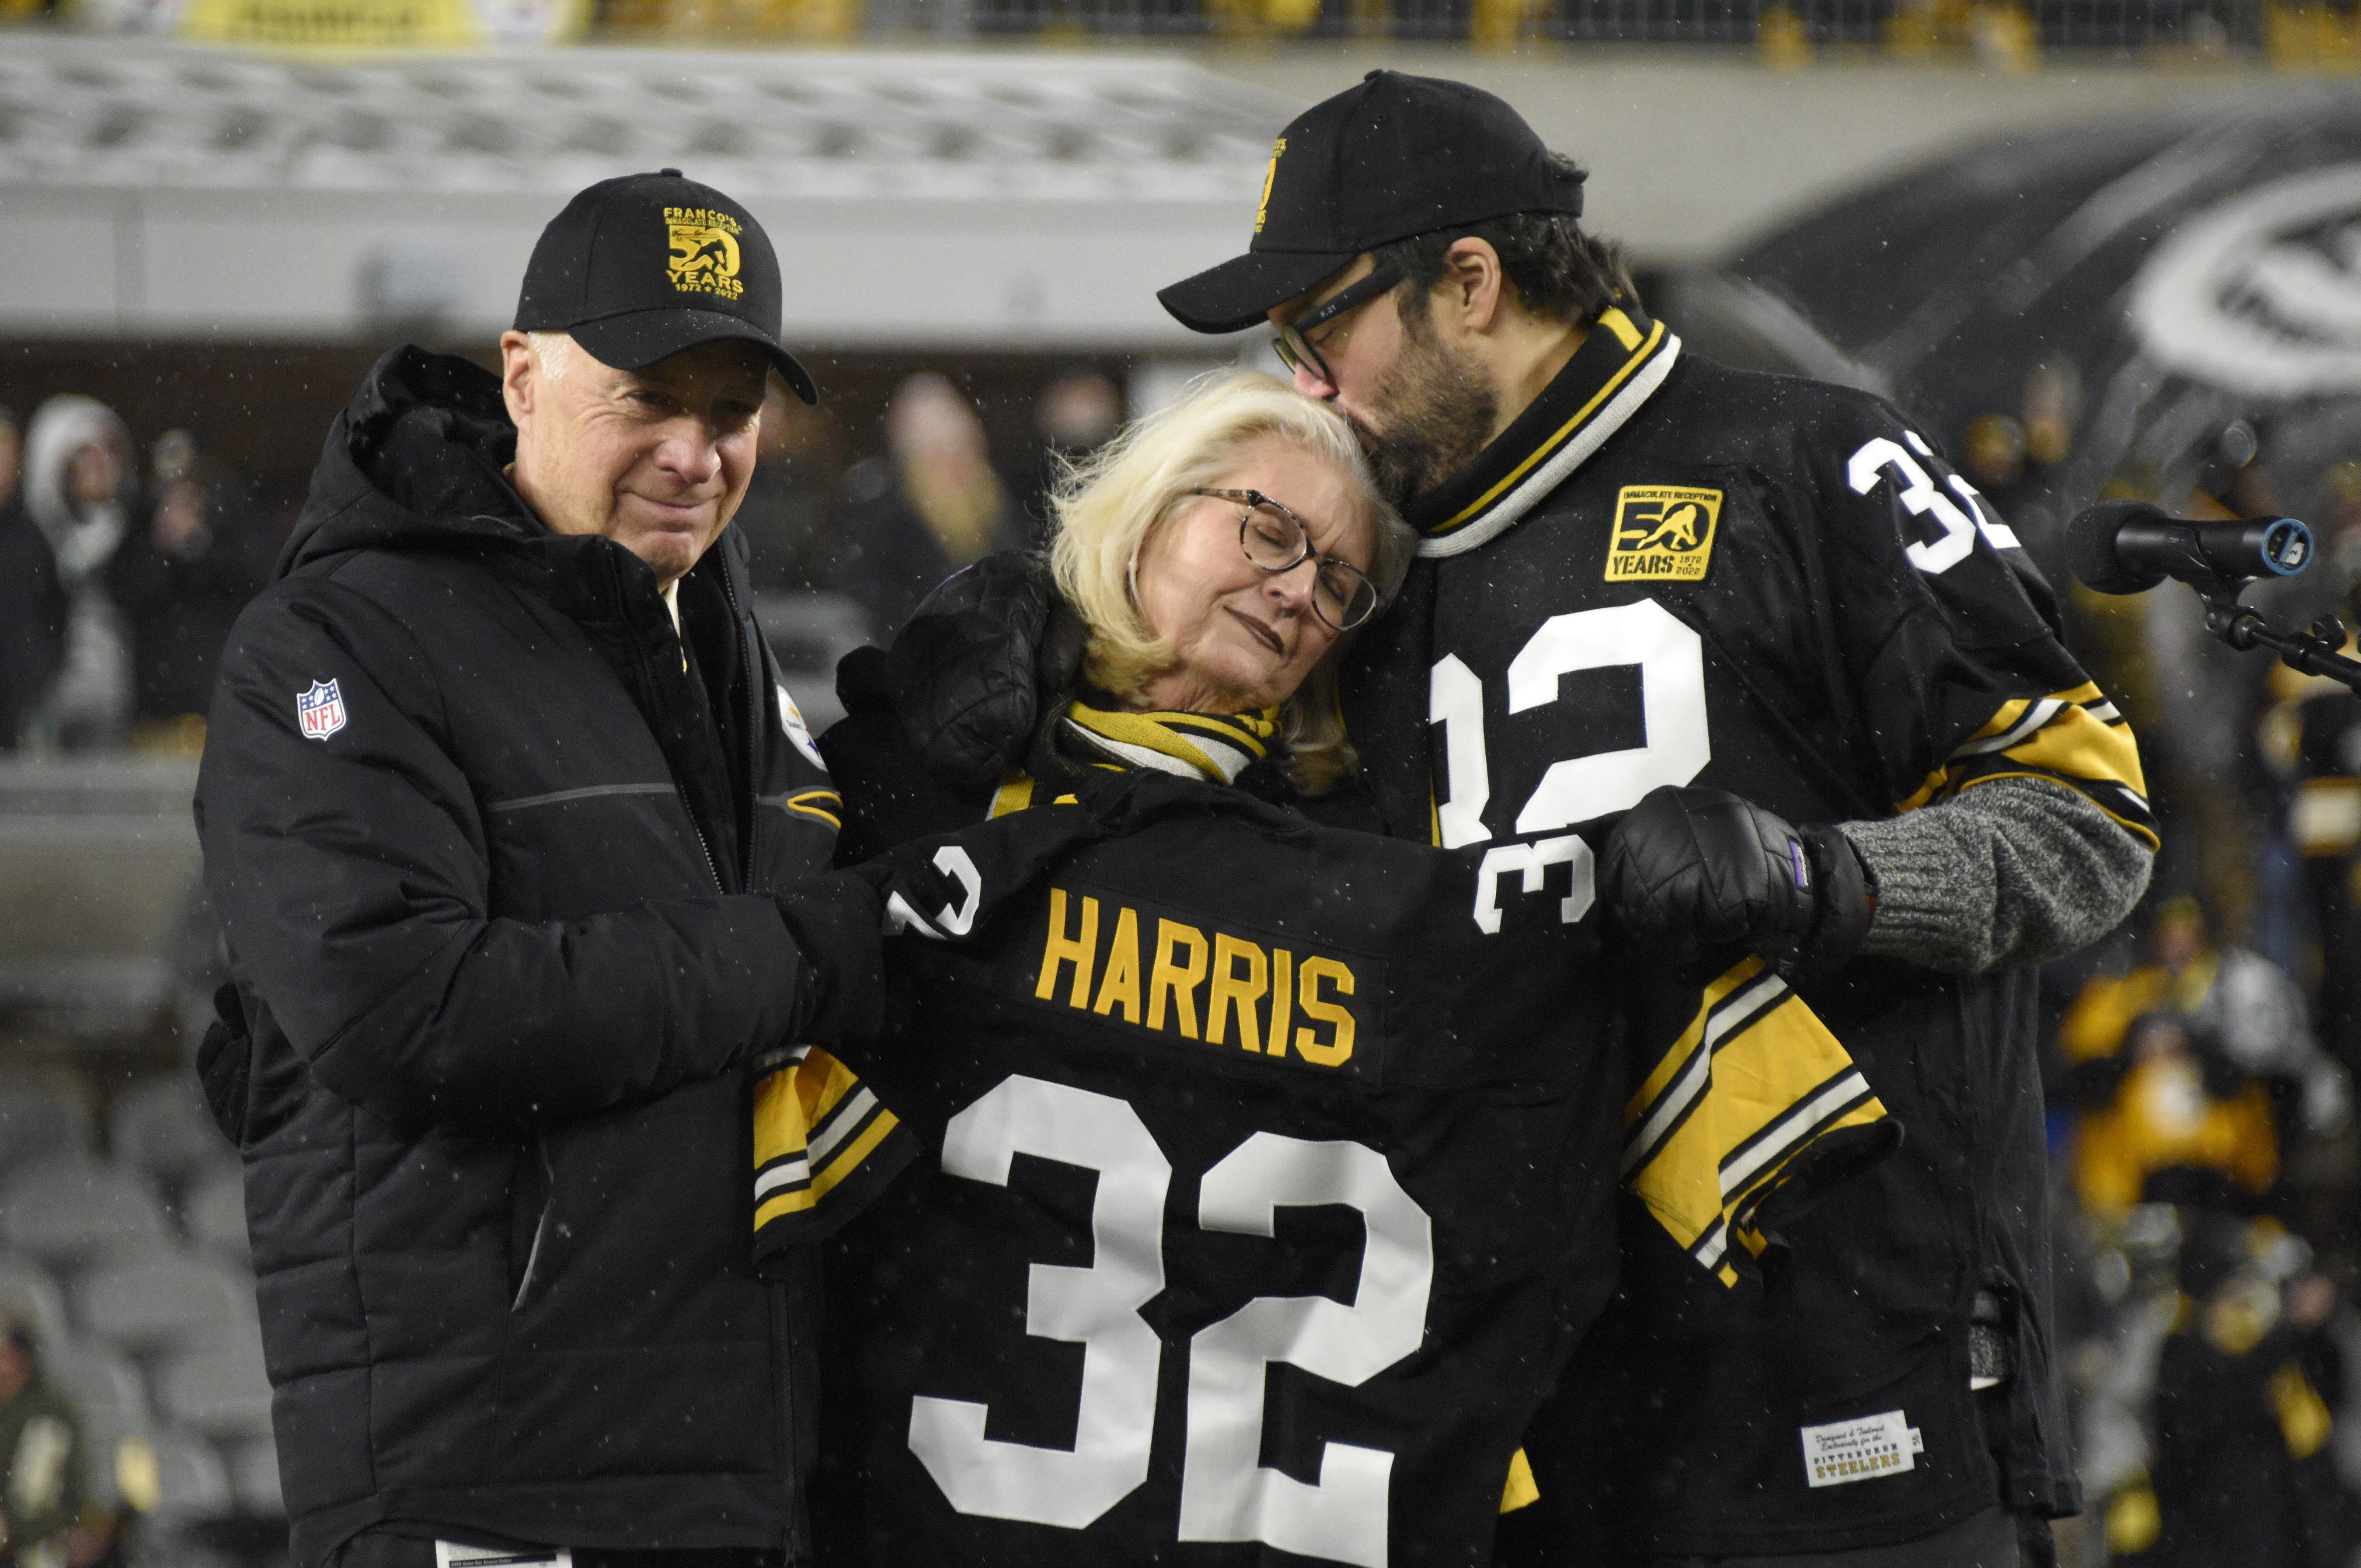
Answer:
[
  {"left": 1268, "top": 948, "right": 1295, "bottom": 1056},
  {"left": 1093, "top": 906, "right": 1144, "bottom": 1023},
  {"left": 1148, "top": 920, "right": 1209, "bottom": 1039},
  {"left": 1031, "top": 889, "right": 1367, "bottom": 1072},
  {"left": 1294, "top": 956, "right": 1356, "bottom": 1066},
  {"left": 1037, "top": 889, "right": 1098, "bottom": 1007},
  {"left": 1605, "top": 486, "right": 1723, "bottom": 582},
  {"left": 1207, "top": 934, "right": 1268, "bottom": 1052}
]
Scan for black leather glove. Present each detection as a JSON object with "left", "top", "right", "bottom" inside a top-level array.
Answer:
[
  {"left": 885, "top": 551, "right": 1087, "bottom": 792},
  {"left": 1599, "top": 784, "right": 1874, "bottom": 981},
  {"left": 774, "top": 874, "right": 888, "bottom": 1041}
]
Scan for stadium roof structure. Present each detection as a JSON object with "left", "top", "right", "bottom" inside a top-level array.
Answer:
[{"left": 0, "top": 37, "right": 1295, "bottom": 345}]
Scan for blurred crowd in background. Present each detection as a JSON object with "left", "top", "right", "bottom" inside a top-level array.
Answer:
[
  {"left": 0, "top": 359, "right": 1130, "bottom": 757},
  {"left": 10, "top": 329, "right": 2361, "bottom": 1568}
]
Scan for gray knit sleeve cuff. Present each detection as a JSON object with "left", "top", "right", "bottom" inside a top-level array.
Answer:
[{"left": 1837, "top": 775, "right": 2154, "bottom": 976}]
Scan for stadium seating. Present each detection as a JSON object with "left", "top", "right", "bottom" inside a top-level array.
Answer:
[
  {"left": 72, "top": 1251, "right": 251, "bottom": 1356},
  {"left": 109, "top": 1075, "right": 233, "bottom": 1190},
  {"left": 146, "top": 1430, "right": 236, "bottom": 1516},
  {"left": 0, "top": 1070, "right": 96, "bottom": 1177},
  {"left": 223, "top": 1435, "right": 283, "bottom": 1515},
  {"left": 156, "top": 1340, "right": 274, "bottom": 1441},
  {"left": 0, "top": 1070, "right": 283, "bottom": 1547},
  {"left": 0, "top": 1253, "right": 70, "bottom": 1345},
  {"left": 0, "top": 1158, "right": 171, "bottom": 1266},
  {"left": 182, "top": 1167, "right": 251, "bottom": 1269},
  {"left": 38, "top": 1338, "right": 151, "bottom": 1510}
]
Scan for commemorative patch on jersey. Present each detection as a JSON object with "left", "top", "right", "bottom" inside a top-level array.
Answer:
[
  {"left": 1605, "top": 486, "right": 1723, "bottom": 582},
  {"left": 295, "top": 679, "right": 347, "bottom": 741},
  {"left": 1020, "top": 882, "right": 1385, "bottom": 1084}
]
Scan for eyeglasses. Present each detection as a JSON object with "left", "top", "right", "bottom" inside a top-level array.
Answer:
[
  {"left": 1270, "top": 265, "right": 1402, "bottom": 386},
  {"left": 1189, "top": 488, "right": 1379, "bottom": 631}
]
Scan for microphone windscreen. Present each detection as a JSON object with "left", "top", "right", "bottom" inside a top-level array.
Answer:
[{"left": 2066, "top": 499, "right": 2169, "bottom": 595}]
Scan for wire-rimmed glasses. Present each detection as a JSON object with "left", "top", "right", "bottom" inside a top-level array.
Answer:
[{"left": 1189, "top": 488, "right": 1379, "bottom": 631}]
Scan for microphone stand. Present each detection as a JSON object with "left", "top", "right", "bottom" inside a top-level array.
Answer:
[{"left": 2190, "top": 570, "right": 2361, "bottom": 693}]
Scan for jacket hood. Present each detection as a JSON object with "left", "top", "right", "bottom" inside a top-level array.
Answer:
[
  {"left": 23, "top": 393, "right": 131, "bottom": 582},
  {"left": 279, "top": 346, "right": 541, "bottom": 582}
]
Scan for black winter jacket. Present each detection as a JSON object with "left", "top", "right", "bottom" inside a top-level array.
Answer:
[{"left": 194, "top": 348, "right": 848, "bottom": 1568}]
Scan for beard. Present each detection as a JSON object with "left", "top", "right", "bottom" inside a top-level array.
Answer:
[{"left": 1347, "top": 319, "right": 1499, "bottom": 509}]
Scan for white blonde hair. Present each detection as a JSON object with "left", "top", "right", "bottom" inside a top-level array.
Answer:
[{"left": 1048, "top": 369, "right": 1414, "bottom": 795}]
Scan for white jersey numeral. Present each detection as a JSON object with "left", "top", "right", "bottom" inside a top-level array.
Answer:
[
  {"left": 1508, "top": 601, "right": 1710, "bottom": 833},
  {"left": 1177, "top": 1136, "right": 1434, "bottom": 1568},
  {"left": 1846, "top": 434, "right": 1979, "bottom": 575},
  {"left": 1429, "top": 653, "right": 1491, "bottom": 850},
  {"left": 908, "top": 1077, "right": 1169, "bottom": 1527},
  {"left": 1428, "top": 602, "right": 1711, "bottom": 930},
  {"left": 912, "top": 1077, "right": 1437, "bottom": 1566}
]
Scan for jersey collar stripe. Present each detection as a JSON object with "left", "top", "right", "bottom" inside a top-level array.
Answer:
[{"left": 1419, "top": 330, "right": 1682, "bottom": 561}]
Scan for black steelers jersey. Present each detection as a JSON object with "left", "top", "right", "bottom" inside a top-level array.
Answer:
[
  {"left": 798, "top": 691, "right": 1895, "bottom": 1568},
  {"left": 1340, "top": 308, "right": 2155, "bottom": 1559},
  {"left": 824, "top": 787, "right": 1616, "bottom": 1568}
]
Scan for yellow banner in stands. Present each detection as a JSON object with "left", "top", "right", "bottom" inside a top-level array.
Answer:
[{"left": 171, "top": 0, "right": 586, "bottom": 48}]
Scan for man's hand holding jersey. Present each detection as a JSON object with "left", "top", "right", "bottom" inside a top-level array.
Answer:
[{"left": 1601, "top": 784, "right": 1877, "bottom": 983}]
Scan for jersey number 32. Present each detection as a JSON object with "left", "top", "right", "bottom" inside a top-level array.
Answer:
[{"left": 907, "top": 1074, "right": 1434, "bottom": 1568}]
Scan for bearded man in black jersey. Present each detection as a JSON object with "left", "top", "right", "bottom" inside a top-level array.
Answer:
[{"left": 1145, "top": 72, "right": 2156, "bottom": 1568}]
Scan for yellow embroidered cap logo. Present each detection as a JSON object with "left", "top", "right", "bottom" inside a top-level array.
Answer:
[
  {"left": 665, "top": 206, "right": 745, "bottom": 302},
  {"left": 1254, "top": 137, "right": 1286, "bottom": 235},
  {"left": 1606, "top": 486, "right": 1723, "bottom": 582}
]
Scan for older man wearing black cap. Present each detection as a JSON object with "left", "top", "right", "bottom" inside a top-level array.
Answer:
[
  {"left": 1163, "top": 71, "right": 2158, "bottom": 1568},
  {"left": 191, "top": 171, "right": 911, "bottom": 1568}
]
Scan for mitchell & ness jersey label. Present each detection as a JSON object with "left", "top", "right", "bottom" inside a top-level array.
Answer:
[{"left": 1800, "top": 1410, "right": 1924, "bottom": 1488}]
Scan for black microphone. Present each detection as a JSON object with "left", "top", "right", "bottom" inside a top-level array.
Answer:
[{"left": 2066, "top": 500, "right": 2313, "bottom": 595}]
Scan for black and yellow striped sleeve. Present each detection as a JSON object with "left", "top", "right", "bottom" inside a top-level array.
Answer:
[
  {"left": 751, "top": 1044, "right": 917, "bottom": 1266},
  {"left": 1623, "top": 957, "right": 1898, "bottom": 1287},
  {"left": 1896, "top": 683, "right": 2157, "bottom": 850}
]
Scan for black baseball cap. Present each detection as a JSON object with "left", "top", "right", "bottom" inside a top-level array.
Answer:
[
  {"left": 1159, "top": 71, "right": 1587, "bottom": 335},
  {"left": 514, "top": 169, "right": 818, "bottom": 404}
]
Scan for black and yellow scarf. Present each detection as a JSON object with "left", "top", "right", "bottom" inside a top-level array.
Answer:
[{"left": 988, "top": 697, "right": 1281, "bottom": 815}]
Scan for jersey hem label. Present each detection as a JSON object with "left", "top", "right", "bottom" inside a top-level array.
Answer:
[{"left": 1799, "top": 1410, "right": 1922, "bottom": 1488}]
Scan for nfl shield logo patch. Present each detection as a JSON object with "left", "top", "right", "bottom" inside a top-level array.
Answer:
[{"left": 296, "top": 679, "right": 347, "bottom": 741}]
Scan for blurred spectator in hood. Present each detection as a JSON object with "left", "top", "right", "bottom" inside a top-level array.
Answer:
[
  {"left": 832, "top": 373, "right": 1022, "bottom": 641},
  {"left": 732, "top": 379, "right": 846, "bottom": 595},
  {"left": 1015, "top": 365, "right": 1122, "bottom": 530},
  {"left": 110, "top": 429, "right": 273, "bottom": 748},
  {"left": 12, "top": 396, "right": 133, "bottom": 750}
]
